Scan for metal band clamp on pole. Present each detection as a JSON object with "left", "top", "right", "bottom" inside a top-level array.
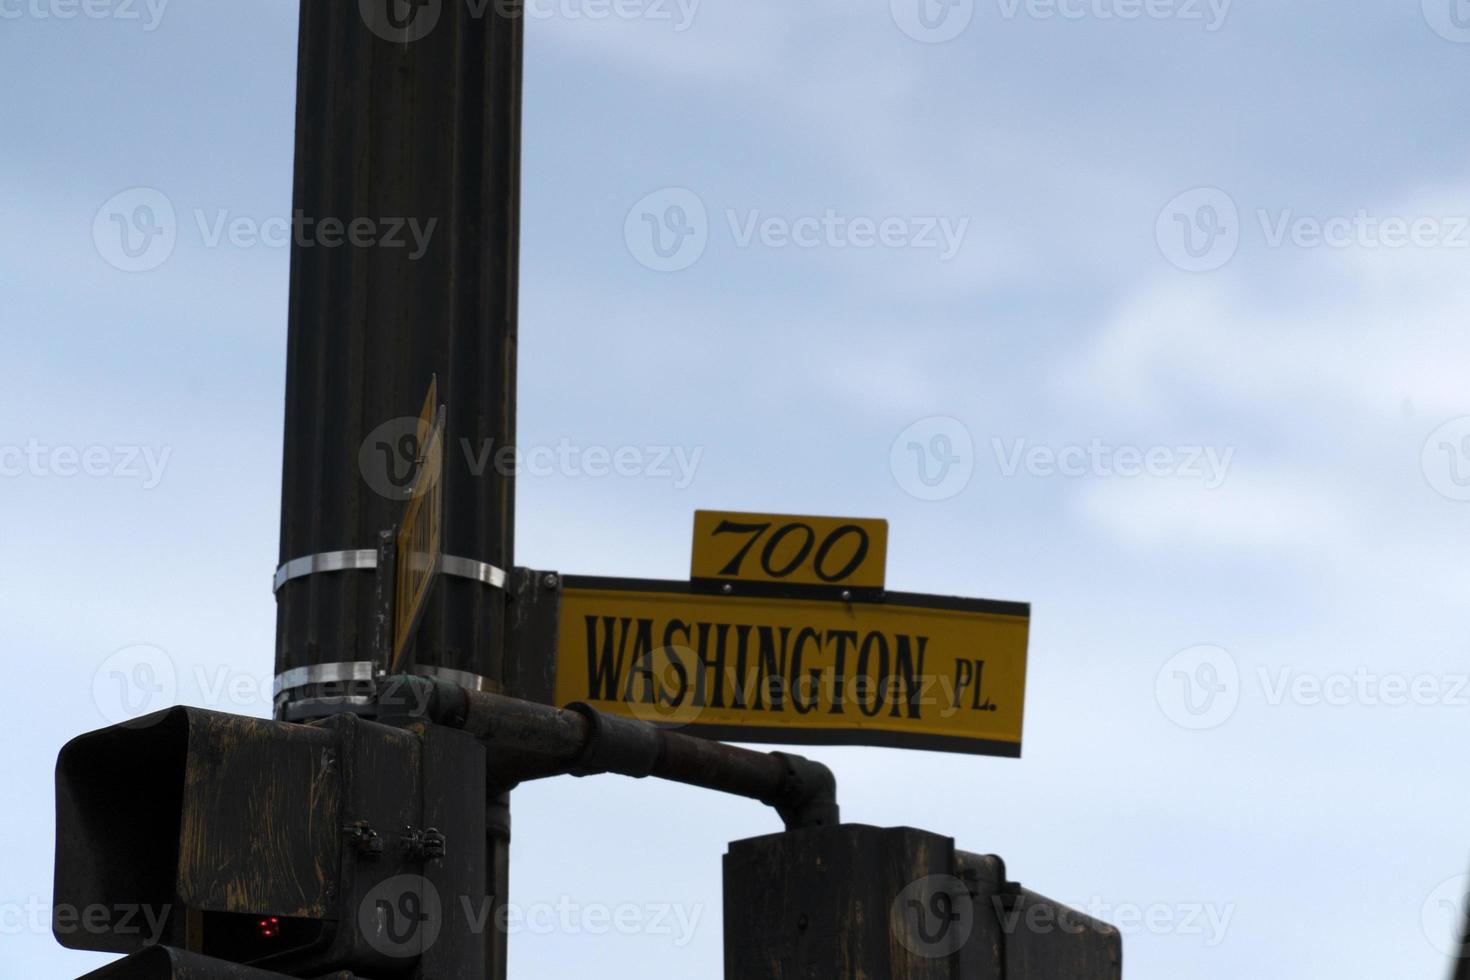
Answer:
[{"left": 273, "top": 551, "right": 508, "bottom": 593}]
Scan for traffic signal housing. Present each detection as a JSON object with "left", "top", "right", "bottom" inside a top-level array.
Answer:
[
  {"left": 54, "top": 706, "right": 486, "bottom": 978},
  {"left": 724, "top": 824, "right": 1122, "bottom": 979}
]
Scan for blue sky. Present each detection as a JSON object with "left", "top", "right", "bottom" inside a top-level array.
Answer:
[{"left": 4, "top": 0, "right": 1470, "bottom": 976}]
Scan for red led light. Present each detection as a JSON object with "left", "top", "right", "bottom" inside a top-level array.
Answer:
[{"left": 257, "top": 916, "right": 281, "bottom": 939}]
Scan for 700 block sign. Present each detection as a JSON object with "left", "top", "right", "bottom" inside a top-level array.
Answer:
[{"left": 691, "top": 511, "right": 889, "bottom": 596}]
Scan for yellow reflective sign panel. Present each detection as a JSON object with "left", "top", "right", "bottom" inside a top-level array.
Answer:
[
  {"left": 393, "top": 414, "right": 444, "bottom": 669},
  {"left": 554, "top": 578, "right": 1028, "bottom": 757},
  {"left": 690, "top": 511, "right": 889, "bottom": 591}
]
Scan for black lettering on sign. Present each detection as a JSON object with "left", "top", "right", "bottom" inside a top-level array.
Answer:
[
  {"left": 952, "top": 659, "right": 997, "bottom": 712},
  {"left": 577, "top": 615, "right": 992, "bottom": 722},
  {"left": 710, "top": 519, "right": 872, "bottom": 584}
]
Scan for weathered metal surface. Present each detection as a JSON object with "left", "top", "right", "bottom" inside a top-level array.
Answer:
[
  {"left": 274, "top": 0, "right": 523, "bottom": 686},
  {"left": 55, "top": 708, "right": 192, "bottom": 953},
  {"left": 724, "top": 827, "right": 1123, "bottom": 980},
  {"left": 999, "top": 887, "right": 1122, "bottom": 978},
  {"left": 54, "top": 706, "right": 500, "bottom": 977},
  {"left": 175, "top": 712, "right": 339, "bottom": 919},
  {"left": 503, "top": 567, "right": 561, "bottom": 706},
  {"left": 74, "top": 946, "right": 331, "bottom": 979},
  {"left": 420, "top": 724, "right": 490, "bottom": 980},
  {"left": 725, "top": 825, "right": 956, "bottom": 980},
  {"left": 54, "top": 707, "right": 338, "bottom": 955},
  {"left": 955, "top": 852, "right": 1122, "bottom": 979}
]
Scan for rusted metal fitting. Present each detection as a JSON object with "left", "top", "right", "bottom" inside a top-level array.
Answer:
[
  {"left": 564, "top": 702, "right": 661, "bottom": 778},
  {"left": 764, "top": 752, "right": 840, "bottom": 829}
]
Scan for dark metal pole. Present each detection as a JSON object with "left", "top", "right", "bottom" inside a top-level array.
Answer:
[{"left": 274, "top": 2, "right": 523, "bottom": 977}]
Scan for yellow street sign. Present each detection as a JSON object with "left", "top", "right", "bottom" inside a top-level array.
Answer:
[
  {"left": 392, "top": 405, "right": 445, "bottom": 670},
  {"left": 553, "top": 578, "right": 1028, "bottom": 757},
  {"left": 691, "top": 511, "right": 889, "bottom": 592}
]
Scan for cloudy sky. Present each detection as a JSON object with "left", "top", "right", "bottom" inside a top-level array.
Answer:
[{"left": 4, "top": 0, "right": 1470, "bottom": 976}]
